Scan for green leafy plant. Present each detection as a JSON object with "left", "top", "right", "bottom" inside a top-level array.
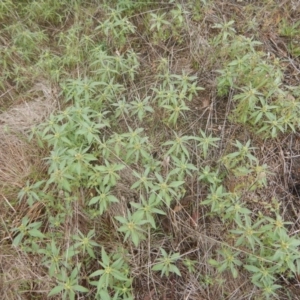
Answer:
[
  {"left": 163, "top": 134, "right": 195, "bottom": 158},
  {"left": 231, "top": 215, "right": 264, "bottom": 250},
  {"left": 209, "top": 247, "right": 242, "bottom": 279},
  {"left": 130, "top": 193, "right": 165, "bottom": 229},
  {"left": 169, "top": 154, "right": 198, "bottom": 180},
  {"left": 115, "top": 210, "right": 149, "bottom": 246},
  {"left": 183, "top": 258, "right": 197, "bottom": 273},
  {"left": 201, "top": 184, "right": 230, "bottom": 214},
  {"left": 279, "top": 19, "right": 300, "bottom": 38},
  {"left": 212, "top": 20, "right": 236, "bottom": 44},
  {"left": 215, "top": 32, "right": 300, "bottom": 138},
  {"left": 94, "top": 160, "right": 125, "bottom": 187},
  {"left": 72, "top": 229, "right": 100, "bottom": 258},
  {"left": 12, "top": 216, "right": 45, "bottom": 247},
  {"left": 129, "top": 96, "right": 154, "bottom": 121},
  {"left": 198, "top": 166, "right": 222, "bottom": 185},
  {"left": 152, "top": 248, "right": 181, "bottom": 277},
  {"left": 96, "top": 7, "right": 136, "bottom": 48},
  {"left": 152, "top": 172, "right": 185, "bottom": 207},
  {"left": 48, "top": 264, "right": 89, "bottom": 300},
  {"left": 90, "top": 247, "right": 131, "bottom": 298},
  {"left": 18, "top": 180, "right": 45, "bottom": 206},
  {"left": 88, "top": 186, "right": 119, "bottom": 215},
  {"left": 131, "top": 168, "right": 154, "bottom": 193},
  {"left": 196, "top": 130, "right": 220, "bottom": 158}
]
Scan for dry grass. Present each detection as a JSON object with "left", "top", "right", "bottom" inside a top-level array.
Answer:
[
  {"left": 0, "top": 246, "right": 52, "bottom": 300},
  {"left": 0, "top": 81, "right": 57, "bottom": 299},
  {"left": 0, "top": 82, "right": 57, "bottom": 134}
]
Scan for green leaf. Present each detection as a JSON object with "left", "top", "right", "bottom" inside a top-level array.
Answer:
[
  {"left": 170, "top": 264, "right": 182, "bottom": 276},
  {"left": 101, "top": 247, "right": 110, "bottom": 265},
  {"left": 48, "top": 285, "right": 64, "bottom": 296},
  {"left": 89, "top": 196, "right": 100, "bottom": 205},
  {"left": 13, "top": 233, "right": 24, "bottom": 247},
  {"left": 72, "top": 285, "right": 89, "bottom": 293},
  {"left": 218, "top": 262, "right": 228, "bottom": 272},
  {"left": 28, "top": 229, "right": 45, "bottom": 238},
  {"left": 169, "top": 181, "right": 185, "bottom": 188},
  {"left": 115, "top": 216, "right": 127, "bottom": 224},
  {"left": 152, "top": 262, "right": 164, "bottom": 271},
  {"left": 111, "top": 269, "right": 128, "bottom": 281},
  {"left": 131, "top": 232, "right": 140, "bottom": 246},
  {"left": 99, "top": 289, "right": 111, "bottom": 300},
  {"left": 90, "top": 269, "right": 104, "bottom": 278},
  {"left": 69, "top": 290, "right": 75, "bottom": 300},
  {"left": 87, "top": 247, "right": 96, "bottom": 258},
  {"left": 231, "top": 267, "right": 238, "bottom": 278},
  {"left": 208, "top": 259, "right": 219, "bottom": 267}
]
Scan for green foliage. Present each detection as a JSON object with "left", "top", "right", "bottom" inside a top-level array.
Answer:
[
  {"left": 18, "top": 180, "right": 45, "bottom": 206},
  {"left": 169, "top": 154, "right": 198, "bottom": 180},
  {"left": 201, "top": 184, "right": 230, "bottom": 215},
  {"left": 0, "top": 0, "right": 14, "bottom": 21},
  {"left": 204, "top": 183, "right": 300, "bottom": 297},
  {"left": 279, "top": 19, "right": 300, "bottom": 38},
  {"left": 183, "top": 258, "right": 197, "bottom": 273},
  {"left": 147, "top": 3, "right": 186, "bottom": 44},
  {"left": 129, "top": 96, "right": 154, "bottom": 121},
  {"left": 231, "top": 215, "right": 264, "bottom": 250},
  {"left": 72, "top": 229, "right": 100, "bottom": 259},
  {"left": 212, "top": 20, "right": 236, "bottom": 43},
  {"left": 130, "top": 193, "right": 165, "bottom": 229},
  {"left": 163, "top": 134, "right": 195, "bottom": 158},
  {"left": 198, "top": 166, "right": 222, "bottom": 185},
  {"left": 196, "top": 130, "right": 220, "bottom": 158},
  {"left": 152, "top": 69, "right": 204, "bottom": 126},
  {"left": 5, "top": 1, "right": 300, "bottom": 299},
  {"left": 12, "top": 216, "right": 45, "bottom": 247},
  {"left": 197, "top": 139, "right": 300, "bottom": 297},
  {"left": 48, "top": 264, "right": 89, "bottom": 300},
  {"left": 152, "top": 248, "right": 181, "bottom": 277},
  {"left": 90, "top": 247, "right": 132, "bottom": 299},
  {"left": 209, "top": 247, "right": 242, "bottom": 279},
  {"left": 222, "top": 140, "right": 257, "bottom": 168},
  {"left": 89, "top": 186, "right": 119, "bottom": 215},
  {"left": 278, "top": 19, "right": 300, "bottom": 57},
  {"left": 38, "top": 240, "right": 78, "bottom": 277},
  {"left": 24, "top": 1, "right": 65, "bottom": 25},
  {"left": 131, "top": 168, "right": 154, "bottom": 192},
  {"left": 95, "top": 161, "right": 125, "bottom": 187},
  {"left": 152, "top": 172, "right": 185, "bottom": 207},
  {"left": 96, "top": 7, "right": 136, "bottom": 48},
  {"left": 215, "top": 33, "right": 300, "bottom": 137},
  {"left": 115, "top": 210, "right": 149, "bottom": 246}
]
